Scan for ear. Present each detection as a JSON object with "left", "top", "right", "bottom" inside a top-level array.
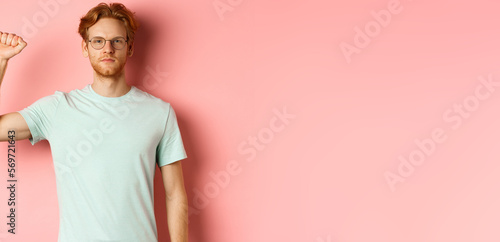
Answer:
[
  {"left": 128, "top": 43, "right": 134, "bottom": 57},
  {"left": 82, "top": 39, "right": 89, "bottom": 58}
]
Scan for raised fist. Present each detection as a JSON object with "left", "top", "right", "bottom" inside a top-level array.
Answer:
[{"left": 0, "top": 32, "right": 28, "bottom": 61}]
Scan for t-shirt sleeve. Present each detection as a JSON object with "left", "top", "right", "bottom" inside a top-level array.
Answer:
[
  {"left": 17, "top": 91, "right": 63, "bottom": 145},
  {"left": 156, "top": 104, "right": 188, "bottom": 167}
]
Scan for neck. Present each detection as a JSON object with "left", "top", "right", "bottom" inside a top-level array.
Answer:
[{"left": 91, "top": 71, "right": 131, "bottom": 97}]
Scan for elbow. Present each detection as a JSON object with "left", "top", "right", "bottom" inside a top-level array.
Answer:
[{"left": 166, "top": 187, "right": 188, "bottom": 203}]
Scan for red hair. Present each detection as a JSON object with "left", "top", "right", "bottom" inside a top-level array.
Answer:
[{"left": 78, "top": 2, "right": 139, "bottom": 49}]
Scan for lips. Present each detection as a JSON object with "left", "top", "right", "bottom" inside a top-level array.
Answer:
[{"left": 100, "top": 58, "right": 115, "bottom": 62}]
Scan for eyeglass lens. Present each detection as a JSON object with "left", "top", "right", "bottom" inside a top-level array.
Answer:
[{"left": 89, "top": 37, "right": 126, "bottom": 50}]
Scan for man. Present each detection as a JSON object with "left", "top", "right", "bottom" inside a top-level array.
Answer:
[{"left": 0, "top": 3, "right": 188, "bottom": 242}]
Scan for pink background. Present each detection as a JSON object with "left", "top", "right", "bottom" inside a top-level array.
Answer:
[{"left": 2, "top": 0, "right": 500, "bottom": 241}]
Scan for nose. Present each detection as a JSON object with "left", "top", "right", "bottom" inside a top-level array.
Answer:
[{"left": 102, "top": 40, "right": 114, "bottom": 54}]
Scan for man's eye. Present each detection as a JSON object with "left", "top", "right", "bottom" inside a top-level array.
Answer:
[
  {"left": 94, "top": 40, "right": 103, "bottom": 44},
  {"left": 113, "top": 39, "right": 123, "bottom": 44}
]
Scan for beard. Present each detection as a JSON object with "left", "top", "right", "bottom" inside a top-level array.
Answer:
[{"left": 90, "top": 57, "right": 126, "bottom": 78}]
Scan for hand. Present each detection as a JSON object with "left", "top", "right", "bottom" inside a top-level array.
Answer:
[{"left": 0, "top": 32, "right": 28, "bottom": 61}]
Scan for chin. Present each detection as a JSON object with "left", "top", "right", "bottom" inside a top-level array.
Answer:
[
  {"left": 92, "top": 63, "right": 125, "bottom": 77},
  {"left": 98, "top": 70, "right": 122, "bottom": 77}
]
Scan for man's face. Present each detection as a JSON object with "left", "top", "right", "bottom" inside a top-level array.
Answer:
[{"left": 82, "top": 17, "right": 133, "bottom": 78}]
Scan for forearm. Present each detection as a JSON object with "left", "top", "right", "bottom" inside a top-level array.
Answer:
[
  {"left": 0, "top": 58, "right": 7, "bottom": 89},
  {"left": 166, "top": 192, "right": 189, "bottom": 242}
]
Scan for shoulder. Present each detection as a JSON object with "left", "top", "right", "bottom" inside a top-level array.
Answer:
[
  {"left": 47, "top": 86, "right": 86, "bottom": 102},
  {"left": 131, "top": 86, "right": 173, "bottom": 111},
  {"left": 31, "top": 90, "right": 66, "bottom": 106}
]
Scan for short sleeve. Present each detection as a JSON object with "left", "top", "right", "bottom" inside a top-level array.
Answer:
[
  {"left": 17, "top": 92, "right": 63, "bottom": 145},
  {"left": 156, "top": 104, "right": 188, "bottom": 167}
]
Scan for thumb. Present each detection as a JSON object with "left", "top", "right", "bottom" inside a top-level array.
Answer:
[{"left": 14, "top": 37, "right": 27, "bottom": 52}]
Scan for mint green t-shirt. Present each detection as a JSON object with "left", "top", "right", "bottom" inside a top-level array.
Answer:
[{"left": 18, "top": 84, "right": 187, "bottom": 242}]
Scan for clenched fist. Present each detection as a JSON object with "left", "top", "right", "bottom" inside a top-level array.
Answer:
[{"left": 0, "top": 32, "right": 27, "bottom": 61}]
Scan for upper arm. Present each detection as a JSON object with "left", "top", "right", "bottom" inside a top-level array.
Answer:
[
  {"left": 160, "top": 161, "right": 187, "bottom": 200},
  {"left": 0, "top": 112, "right": 31, "bottom": 142}
]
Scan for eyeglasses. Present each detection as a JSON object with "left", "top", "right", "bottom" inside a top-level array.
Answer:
[{"left": 87, "top": 36, "right": 128, "bottom": 50}]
